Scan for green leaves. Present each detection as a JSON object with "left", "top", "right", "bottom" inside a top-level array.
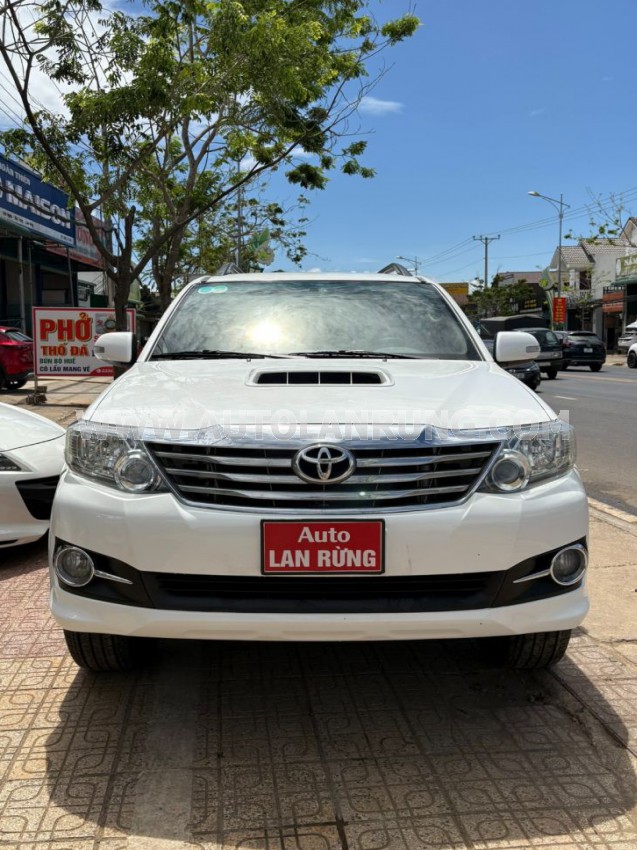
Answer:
[{"left": 0, "top": 0, "right": 419, "bottom": 323}]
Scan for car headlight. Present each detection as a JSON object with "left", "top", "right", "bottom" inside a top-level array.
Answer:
[
  {"left": 482, "top": 420, "right": 575, "bottom": 493},
  {"left": 66, "top": 423, "right": 166, "bottom": 493},
  {"left": 0, "top": 453, "right": 24, "bottom": 472}
]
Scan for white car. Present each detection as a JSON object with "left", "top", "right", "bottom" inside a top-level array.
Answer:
[
  {"left": 49, "top": 271, "right": 589, "bottom": 671},
  {"left": 1, "top": 403, "right": 65, "bottom": 548},
  {"left": 627, "top": 342, "right": 637, "bottom": 368}
]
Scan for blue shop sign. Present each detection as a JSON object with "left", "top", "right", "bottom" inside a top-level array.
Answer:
[{"left": 0, "top": 154, "right": 74, "bottom": 246}]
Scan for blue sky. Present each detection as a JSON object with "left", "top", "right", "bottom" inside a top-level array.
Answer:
[
  {"left": 2, "top": 0, "right": 635, "bottom": 284},
  {"left": 273, "top": 0, "right": 637, "bottom": 282}
]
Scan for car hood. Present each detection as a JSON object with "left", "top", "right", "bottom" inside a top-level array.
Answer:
[
  {"left": 85, "top": 359, "right": 557, "bottom": 437},
  {"left": 0, "top": 402, "right": 65, "bottom": 451}
]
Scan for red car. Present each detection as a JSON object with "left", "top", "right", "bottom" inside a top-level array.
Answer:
[{"left": 0, "top": 326, "right": 33, "bottom": 390}]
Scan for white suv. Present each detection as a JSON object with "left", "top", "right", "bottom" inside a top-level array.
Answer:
[{"left": 49, "top": 271, "right": 589, "bottom": 671}]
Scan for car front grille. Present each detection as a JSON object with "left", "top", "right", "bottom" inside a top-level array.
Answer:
[
  {"left": 142, "top": 571, "right": 503, "bottom": 613},
  {"left": 146, "top": 441, "right": 500, "bottom": 511}
]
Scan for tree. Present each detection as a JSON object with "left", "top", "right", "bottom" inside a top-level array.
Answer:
[
  {"left": 0, "top": 0, "right": 418, "bottom": 328},
  {"left": 137, "top": 184, "right": 311, "bottom": 309},
  {"left": 467, "top": 280, "right": 537, "bottom": 319}
]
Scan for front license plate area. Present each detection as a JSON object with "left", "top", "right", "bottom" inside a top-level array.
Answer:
[
  {"left": 584, "top": 347, "right": 593, "bottom": 353},
  {"left": 262, "top": 520, "right": 384, "bottom": 574}
]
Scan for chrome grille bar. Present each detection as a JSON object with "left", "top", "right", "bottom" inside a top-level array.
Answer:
[
  {"left": 163, "top": 467, "right": 483, "bottom": 485},
  {"left": 178, "top": 484, "right": 470, "bottom": 501}
]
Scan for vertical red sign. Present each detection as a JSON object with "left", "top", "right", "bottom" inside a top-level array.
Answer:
[{"left": 552, "top": 297, "right": 567, "bottom": 325}]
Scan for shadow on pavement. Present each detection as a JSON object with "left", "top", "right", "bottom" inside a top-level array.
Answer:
[
  {"left": 1, "top": 544, "right": 635, "bottom": 847},
  {"left": 28, "top": 637, "right": 637, "bottom": 849}
]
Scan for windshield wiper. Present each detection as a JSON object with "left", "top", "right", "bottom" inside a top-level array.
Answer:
[
  {"left": 150, "top": 350, "right": 290, "bottom": 360},
  {"left": 286, "top": 349, "right": 426, "bottom": 359}
]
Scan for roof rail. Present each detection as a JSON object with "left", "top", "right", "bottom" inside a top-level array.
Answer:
[
  {"left": 215, "top": 262, "right": 243, "bottom": 276},
  {"left": 377, "top": 262, "right": 413, "bottom": 276}
]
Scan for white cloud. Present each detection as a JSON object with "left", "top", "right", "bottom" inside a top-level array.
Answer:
[
  {"left": 306, "top": 266, "right": 322, "bottom": 273},
  {"left": 359, "top": 96, "right": 404, "bottom": 116},
  {"left": 529, "top": 107, "right": 546, "bottom": 118}
]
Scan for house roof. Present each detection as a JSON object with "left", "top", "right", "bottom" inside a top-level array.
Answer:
[
  {"left": 558, "top": 246, "right": 591, "bottom": 268},
  {"left": 579, "top": 239, "right": 630, "bottom": 254}
]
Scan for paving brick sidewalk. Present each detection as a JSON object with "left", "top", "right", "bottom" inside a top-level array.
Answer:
[{"left": 1, "top": 514, "right": 636, "bottom": 849}]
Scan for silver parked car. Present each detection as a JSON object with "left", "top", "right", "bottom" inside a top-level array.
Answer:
[{"left": 617, "top": 327, "right": 637, "bottom": 354}]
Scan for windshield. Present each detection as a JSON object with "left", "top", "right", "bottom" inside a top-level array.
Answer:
[
  {"left": 151, "top": 280, "right": 481, "bottom": 360},
  {"left": 529, "top": 329, "right": 560, "bottom": 346},
  {"left": 0, "top": 330, "right": 31, "bottom": 343}
]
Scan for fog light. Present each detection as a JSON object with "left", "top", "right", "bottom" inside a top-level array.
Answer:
[
  {"left": 54, "top": 546, "right": 95, "bottom": 587},
  {"left": 550, "top": 544, "right": 588, "bottom": 586},
  {"left": 490, "top": 451, "right": 530, "bottom": 492},
  {"left": 114, "top": 450, "right": 158, "bottom": 492}
]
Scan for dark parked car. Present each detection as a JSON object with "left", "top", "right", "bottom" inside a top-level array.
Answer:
[
  {"left": 559, "top": 331, "right": 606, "bottom": 372},
  {"left": 515, "top": 327, "right": 563, "bottom": 379},
  {"left": 482, "top": 337, "right": 541, "bottom": 390},
  {"left": 0, "top": 326, "right": 33, "bottom": 390}
]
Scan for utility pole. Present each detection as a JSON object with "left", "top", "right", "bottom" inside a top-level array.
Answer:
[{"left": 473, "top": 235, "right": 500, "bottom": 289}]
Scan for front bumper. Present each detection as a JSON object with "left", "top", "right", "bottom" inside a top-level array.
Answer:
[
  {"left": 50, "top": 583, "right": 588, "bottom": 641},
  {"left": 49, "top": 469, "right": 589, "bottom": 639},
  {"left": 0, "top": 440, "right": 63, "bottom": 547}
]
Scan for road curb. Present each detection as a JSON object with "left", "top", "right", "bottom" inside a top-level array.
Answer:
[{"left": 588, "top": 498, "right": 637, "bottom": 537}]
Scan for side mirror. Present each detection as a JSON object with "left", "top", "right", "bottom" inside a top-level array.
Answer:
[
  {"left": 93, "top": 332, "right": 135, "bottom": 364},
  {"left": 494, "top": 331, "right": 540, "bottom": 364}
]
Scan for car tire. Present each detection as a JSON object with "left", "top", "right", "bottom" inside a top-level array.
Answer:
[
  {"left": 589, "top": 364, "right": 602, "bottom": 372},
  {"left": 0, "top": 367, "right": 6, "bottom": 391},
  {"left": 63, "top": 630, "right": 149, "bottom": 672},
  {"left": 545, "top": 368, "right": 558, "bottom": 379},
  {"left": 504, "top": 630, "right": 571, "bottom": 669},
  {"left": 627, "top": 352, "right": 636, "bottom": 368},
  {"left": 561, "top": 363, "right": 569, "bottom": 370},
  {"left": 6, "top": 379, "right": 27, "bottom": 390}
]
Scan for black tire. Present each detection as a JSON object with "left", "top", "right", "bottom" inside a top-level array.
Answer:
[
  {"left": 561, "top": 363, "right": 569, "bottom": 370},
  {"left": 545, "top": 368, "right": 558, "bottom": 379},
  {"left": 6, "top": 379, "right": 27, "bottom": 390},
  {"left": 589, "top": 364, "right": 602, "bottom": 372},
  {"left": 628, "top": 351, "right": 637, "bottom": 369},
  {"left": 64, "top": 630, "right": 148, "bottom": 672},
  {"left": 0, "top": 367, "right": 6, "bottom": 391},
  {"left": 505, "top": 630, "right": 571, "bottom": 669}
]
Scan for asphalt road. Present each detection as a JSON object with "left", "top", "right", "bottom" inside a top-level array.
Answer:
[{"left": 539, "top": 364, "right": 637, "bottom": 515}]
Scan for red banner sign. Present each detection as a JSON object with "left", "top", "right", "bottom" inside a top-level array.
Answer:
[{"left": 552, "top": 296, "right": 567, "bottom": 324}]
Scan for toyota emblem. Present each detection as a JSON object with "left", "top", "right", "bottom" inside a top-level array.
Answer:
[{"left": 292, "top": 444, "right": 356, "bottom": 485}]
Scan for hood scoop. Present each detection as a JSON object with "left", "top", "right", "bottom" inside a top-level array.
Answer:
[{"left": 250, "top": 369, "right": 390, "bottom": 386}]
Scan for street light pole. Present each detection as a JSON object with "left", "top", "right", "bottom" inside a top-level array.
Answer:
[
  {"left": 528, "top": 190, "right": 571, "bottom": 327},
  {"left": 396, "top": 254, "right": 421, "bottom": 274}
]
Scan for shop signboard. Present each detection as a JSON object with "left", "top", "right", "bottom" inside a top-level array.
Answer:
[
  {"left": 440, "top": 282, "right": 469, "bottom": 299},
  {"left": 32, "top": 307, "right": 135, "bottom": 377},
  {"left": 0, "top": 154, "right": 74, "bottom": 246},
  {"left": 552, "top": 296, "right": 567, "bottom": 324},
  {"left": 616, "top": 254, "right": 637, "bottom": 280},
  {"left": 46, "top": 207, "right": 106, "bottom": 268}
]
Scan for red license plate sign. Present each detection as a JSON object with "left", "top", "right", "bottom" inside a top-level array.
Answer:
[{"left": 262, "top": 521, "right": 384, "bottom": 574}]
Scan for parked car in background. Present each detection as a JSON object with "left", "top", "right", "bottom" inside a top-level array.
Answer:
[
  {"left": 0, "top": 403, "right": 65, "bottom": 548},
  {"left": 0, "top": 327, "right": 34, "bottom": 390},
  {"left": 515, "top": 328, "right": 564, "bottom": 379},
  {"left": 482, "top": 337, "right": 541, "bottom": 390},
  {"left": 560, "top": 331, "right": 606, "bottom": 372},
  {"left": 617, "top": 326, "right": 637, "bottom": 354},
  {"left": 627, "top": 341, "right": 637, "bottom": 369}
]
